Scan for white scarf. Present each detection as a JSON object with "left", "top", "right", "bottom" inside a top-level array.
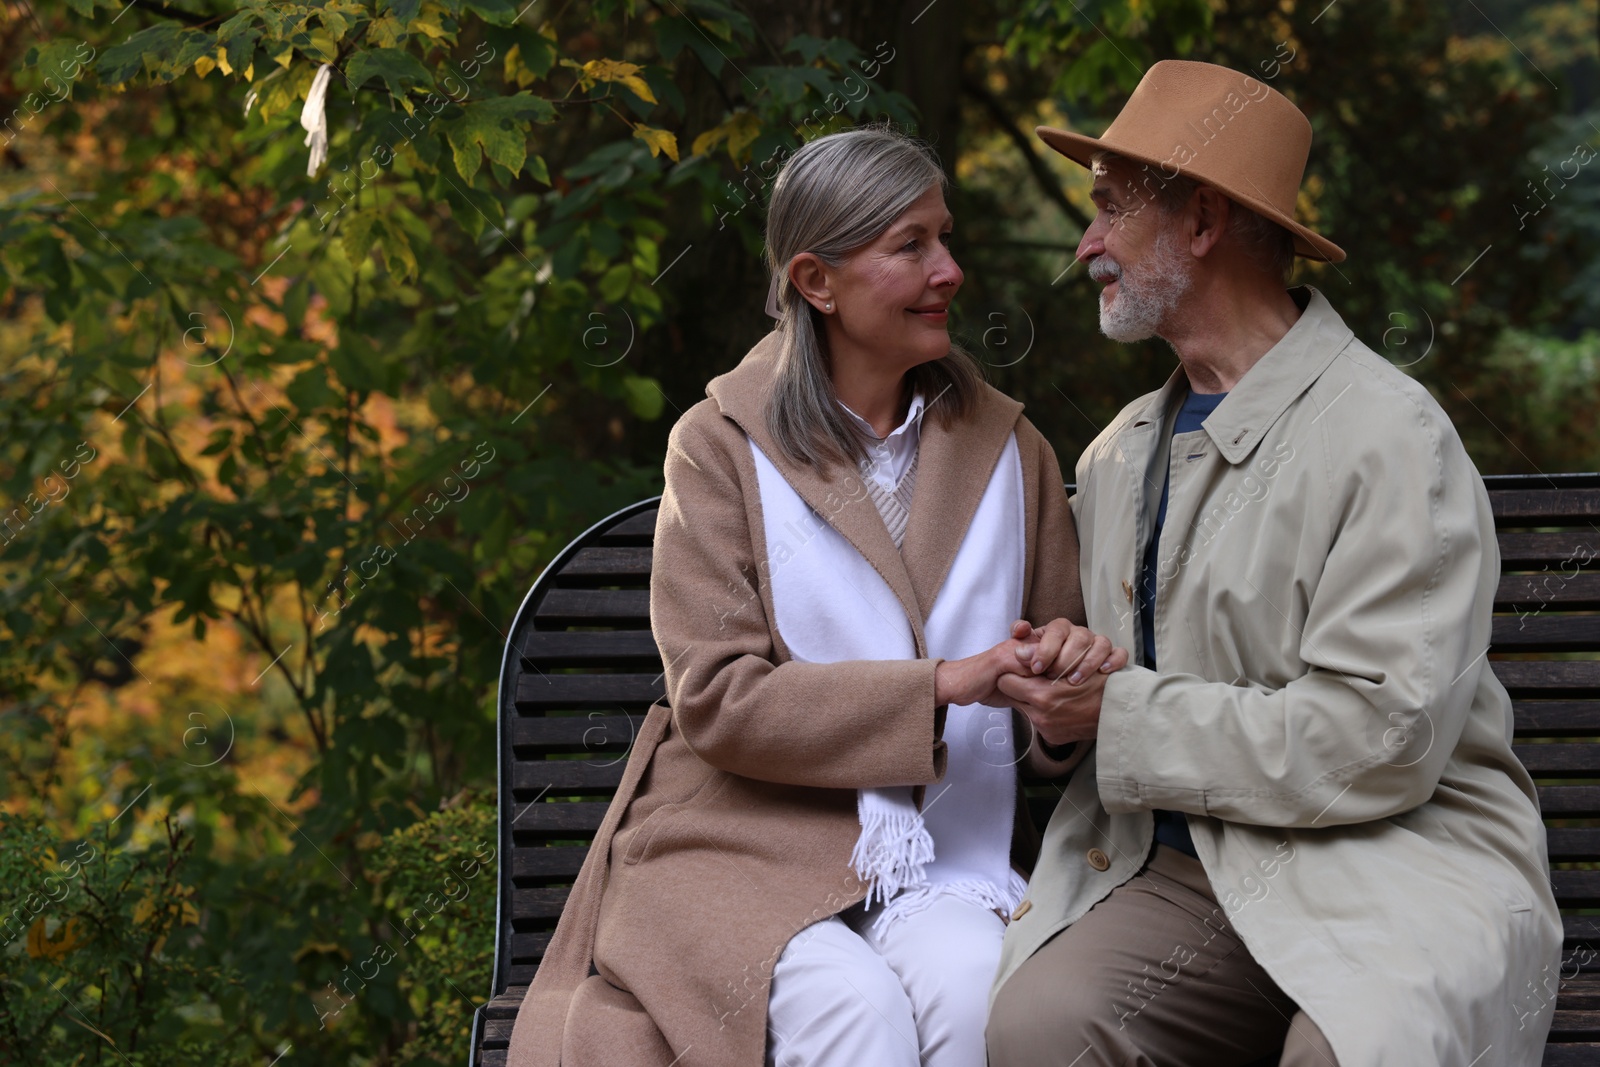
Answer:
[{"left": 748, "top": 434, "right": 1029, "bottom": 930}]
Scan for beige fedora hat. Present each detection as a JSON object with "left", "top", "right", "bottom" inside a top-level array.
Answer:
[{"left": 1036, "top": 59, "right": 1345, "bottom": 263}]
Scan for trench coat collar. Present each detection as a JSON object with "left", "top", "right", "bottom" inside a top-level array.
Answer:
[
  {"left": 706, "top": 331, "right": 1024, "bottom": 630},
  {"left": 1200, "top": 286, "right": 1354, "bottom": 464}
]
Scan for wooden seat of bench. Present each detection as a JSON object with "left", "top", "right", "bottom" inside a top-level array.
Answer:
[{"left": 469, "top": 473, "right": 1600, "bottom": 1066}]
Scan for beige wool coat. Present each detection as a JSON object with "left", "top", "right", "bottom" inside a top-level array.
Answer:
[
  {"left": 996, "top": 288, "right": 1564, "bottom": 1065},
  {"left": 506, "top": 332, "right": 1087, "bottom": 1067}
]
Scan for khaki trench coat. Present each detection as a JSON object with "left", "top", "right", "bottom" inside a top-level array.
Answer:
[
  {"left": 996, "top": 287, "right": 1563, "bottom": 1065},
  {"left": 507, "top": 333, "right": 1087, "bottom": 1067}
]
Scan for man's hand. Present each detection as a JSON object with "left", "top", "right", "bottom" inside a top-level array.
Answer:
[
  {"left": 1010, "top": 618, "right": 1129, "bottom": 684},
  {"left": 996, "top": 618, "right": 1129, "bottom": 746},
  {"left": 997, "top": 665, "right": 1113, "bottom": 747}
]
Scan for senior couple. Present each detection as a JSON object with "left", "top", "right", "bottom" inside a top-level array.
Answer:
[{"left": 508, "top": 61, "right": 1561, "bottom": 1066}]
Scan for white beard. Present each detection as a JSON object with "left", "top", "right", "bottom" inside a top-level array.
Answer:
[{"left": 1091, "top": 226, "right": 1194, "bottom": 343}]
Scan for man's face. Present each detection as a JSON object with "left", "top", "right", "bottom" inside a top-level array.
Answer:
[{"left": 1075, "top": 158, "right": 1194, "bottom": 343}]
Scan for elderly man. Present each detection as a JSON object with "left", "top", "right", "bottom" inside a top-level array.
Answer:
[{"left": 986, "top": 60, "right": 1562, "bottom": 1065}]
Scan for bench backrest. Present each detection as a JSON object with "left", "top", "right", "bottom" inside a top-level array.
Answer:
[{"left": 472, "top": 473, "right": 1600, "bottom": 1065}]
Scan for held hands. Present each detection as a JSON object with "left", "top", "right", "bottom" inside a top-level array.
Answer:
[
  {"left": 996, "top": 618, "right": 1130, "bottom": 747},
  {"left": 932, "top": 618, "right": 1129, "bottom": 735}
]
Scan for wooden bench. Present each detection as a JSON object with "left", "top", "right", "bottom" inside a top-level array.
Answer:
[{"left": 469, "top": 473, "right": 1600, "bottom": 1066}]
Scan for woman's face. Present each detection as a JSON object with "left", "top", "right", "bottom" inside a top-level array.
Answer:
[{"left": 823, "top": 185, "right": 963, "bottom": 375}]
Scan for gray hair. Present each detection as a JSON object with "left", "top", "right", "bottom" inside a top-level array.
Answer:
[
  {"left": 1093, "top": 150, "right": 1297, "bottom": 282},
  {"left": 764, "top": 126, "right": 983, "bottom": 469}
]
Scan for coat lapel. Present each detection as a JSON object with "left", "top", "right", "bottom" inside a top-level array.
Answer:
[
  {"left": 707, "top": 334, "right": 927, "bottom": 650},
  {"left": 901, "top": 385, "right": 1023, "bottom": 623},
  {"left": 706, "top": 335, "right": 1029, "bottom": 648}
]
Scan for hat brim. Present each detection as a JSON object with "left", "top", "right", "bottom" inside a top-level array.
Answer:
[{"left": 1036, "top": 125, "right": 1347, "bottom": 265}]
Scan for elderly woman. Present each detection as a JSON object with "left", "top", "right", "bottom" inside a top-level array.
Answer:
[{"left": 507, "top": 128, "right": 1123, "bottom": 1067}]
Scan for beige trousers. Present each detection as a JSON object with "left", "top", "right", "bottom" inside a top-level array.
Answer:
[{"left": 987, "top": 846, "right": 1340, "bottom": 1067}]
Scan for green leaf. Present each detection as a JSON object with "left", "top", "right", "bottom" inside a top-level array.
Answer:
[
  {"left": 96, "top": 24, "right": 181, "bottom": 85},
  {"left": 526, "top": 154, "right": 550, "bottom": 185},
  {"left": 441, "top": 93, "right": 554, "bottom": 182},
  {"left": 436, "top": 171, "right": 502, "bottom": 241},
  {"left": 655, "top": 17, "right": 723, "bottom": 76},
  {"left": 621, "top": 375, "right": 664, "bottom": 420},
  {"left": 28, "top": 39, "right": 92, "bottom": 100},
  {"left": 346, "top": 48, "right": 436, "bottom": 99},
  {"left": 597, "top": 263, "right": 631, "bottom": 302},
  {"left": 462, "top": 0, "right": 517, "bottom": 25},
  {"left": 386, "top": 0, "right": 422, "bottom": 22}
]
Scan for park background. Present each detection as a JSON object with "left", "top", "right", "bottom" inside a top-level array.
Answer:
[{"left": 1, "top": 0, "right": 1598, "bottom": 1062}]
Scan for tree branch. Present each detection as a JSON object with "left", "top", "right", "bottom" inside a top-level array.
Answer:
[
  {"left": 119, "top": 0, "right": 218, "bottom": 28},
  {"left": 960, "top": 76, "right": 1092, "bottom": 232}
]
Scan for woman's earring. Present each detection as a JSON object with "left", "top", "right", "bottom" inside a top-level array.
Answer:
[{"left": 824, "top": 302, "right": 833, "bottom": 312}]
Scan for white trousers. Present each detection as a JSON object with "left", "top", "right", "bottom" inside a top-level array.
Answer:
[{"left": 764, "top": 894, "right": 1006, "bottom": 1067}]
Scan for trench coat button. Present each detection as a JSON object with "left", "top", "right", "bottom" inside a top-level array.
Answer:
[
  {"left": 1011, "top": 899, "right": 1032, "bottom": 921},
  {"left": 1087, "top": 847, "right": 1111, "bottom": 872},
  {"left": 1122, "top": 579, "right": 1134, "bottom": 603}
]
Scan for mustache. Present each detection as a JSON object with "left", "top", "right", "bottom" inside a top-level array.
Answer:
[{"left": 1088, "top": 256, "right": 1121, "bottom": 283}]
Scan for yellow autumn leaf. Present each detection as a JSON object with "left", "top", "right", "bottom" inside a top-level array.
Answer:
[
  {"left": 216, "top": 47, "right": 233, "bottom": 76},
  {"left": 581, "top": 59, "right": 657, "bottom": 105},
  {"left": 693, "top": 111, "right": 761, "bottom": 162},
  {"left": 133, "top": 895, "right": 199, "bottom": 927},
  {"left": 633, "top": 124, "right": 679, "bottom": 162},
  {"left": 273, "top": 47, "right": 294, "bottom": 70},
  {"left": 194, "top": 54, "right": 216, "bottom": 78},
  {"left": 366, "top": 14, "right": 404, "bottom": 47},
  {"left": 243, "top": 61, "right": 255, "bottom": 82},
  {"left": 26, "top": 917, "right": 88, "bottom": 961},
  {"left": 293, "top": 940, "right": 348, "bottom": 962},
  {"left": 409, "top": 16, "right": 450, "bottom": 39},
  {"left": 504, "top": 43, "right": 538, "bottom": 88}
]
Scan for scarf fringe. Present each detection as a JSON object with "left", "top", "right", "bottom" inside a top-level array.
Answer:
[
  {"left": 850, "top": 806, "right": 935, "bottom": 908},
  {"left": 866, "top": 870, "right": 1030, "bottom": 934}
]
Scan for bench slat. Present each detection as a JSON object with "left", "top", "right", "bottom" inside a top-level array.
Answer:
[
  {"left": 1489, "top": 488, "right": 1600, "bottom": 525},
  {"left": 1499, "top": 532, "right": 1600, "bottom": 569},
  {"left": 1493, "top": 617, "right": 1600, "bottom": 653},
  {"left": 1539, "top": 786, "right": 1600, "bottom": 817},
  {"left": 509, "top": 846, "right": 591, "bottom": 880},
  {"left": 511, "top": 760, "right": 628, "bottom": 795},
  {"left": 1517, "top": 702, "right": 1600, "bottom": 738},
  {"left": 483, "top": 987, "right": 527, "bottom": 1018},
  {"left": 595, "top": 510, "right": 658, "bottom": 541},
  {"left": 512, "top": 801, "right": 610, "bottom": 834},
  {"left": 510, "top": 931, "right": 555, "bottom": 960},
  {"left": 1555, "top": 870, "right": 1600, "bottom": 908},
  {"left": 1517, "top": 743, "right": 1600, "bottom": 776},
  {"left": 1498, "top": 573, "right": 1600, "bottom": 611},
  {"left": 521, "top": 630, "right": 662, "bottom": 667},
  {"left": 1542, "top": 1042, "right": 1600, "bottom": 1064},
  {"left": 511, "top": 714, "right": 645, "bottom": 750},
  {"left": 1548, "top": 829, "right": 1600, "bottom": 862},
  {"left": 555, "top": 546, "right": 654, "bottom": 582},
  {"left": 515, "top": 673, "right": 665, "bottom": 710},
  {"left": 510, "top": 887, "right": 573, "bottom": 920},
  {"left": 534, "top": 588, "right": 651, "bottom": 624},
  {"left": 1494, "top": 662, "right": 1600, "bottom": 697}
]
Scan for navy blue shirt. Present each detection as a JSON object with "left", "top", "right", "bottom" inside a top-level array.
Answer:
[{"left": 1141, "top": 388, "right": 1227, "bottom": 858}]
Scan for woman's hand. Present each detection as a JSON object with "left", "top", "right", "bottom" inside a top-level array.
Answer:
[
  {"left": 933, "top": 637, "right": 1034, "bottom": 707},
  {"left": 1008, "top": 618, "right": 1129, "bottom": 684}
]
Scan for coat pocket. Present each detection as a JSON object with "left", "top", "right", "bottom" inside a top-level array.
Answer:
[{"left": 620, "top": 771, "right": 730, "bottom": 866}]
